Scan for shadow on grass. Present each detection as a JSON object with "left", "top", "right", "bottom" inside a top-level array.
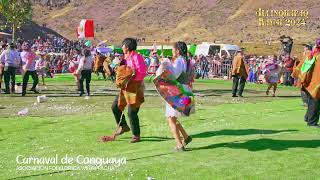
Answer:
[
  {"left": 128, "top": 152, "right": 175, "bottom": 161},
  {"left": 276, "top": 95, "right": 302, "bottom": 98},
  {"left": 140, "top": 136, "right": 173, "bottom": 142},
  {"left": 191, "top": 129, "right": 298, "bottom": 138},
  {"left": 193, "top": 89, "right": 265, "bottom": 96},
  {"left": 187, "top": 108, "right": 305, "bottom": 123},
  {"left": 120, "top": 136, "right": 173, "bottom": 142},
  {"left": 192, "top": 138, "right": 320, "bottom": 151}
]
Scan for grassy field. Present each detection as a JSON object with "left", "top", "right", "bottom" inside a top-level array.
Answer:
[{"left": 0, "top": 74, "right": 319, "bottom": 180}]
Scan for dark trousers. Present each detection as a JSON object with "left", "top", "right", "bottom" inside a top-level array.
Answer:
[
  {"left": 232, "top": 75, "right": 246, "bottom": 96},
  {"left": 22, "top": 70, "right": 38, "bottom": 95},
  {"left": 111, "top": 95, "right": 140, "bottom": 136},
  {"left": 79, "top": 70, "right": 91, "bottom": 94},
  {"left": 304, "top": 91, "right": 320, "bottom": 126},
  {"left": 4, "top": 66, "right": 16, "bottom": 92},
  {"left": 284, "top": 71, "right": 294, "bottom": 86},
  {"left": 201, "top": 69, "right": 208, "bottom": 79},
  {"left": 301, "top": 88, "right": 308, "bottom": 105},
  {"left": 98, "top": 66, "right": 106, "bottom": 80}
]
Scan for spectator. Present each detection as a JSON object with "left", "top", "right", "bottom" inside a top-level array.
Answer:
[{"left": 283, "top": 54, "right": 294, "bottom": 86}]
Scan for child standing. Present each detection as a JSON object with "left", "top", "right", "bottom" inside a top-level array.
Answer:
[{"left": 35, "top": 52, "right": 47, "bottom": 85}]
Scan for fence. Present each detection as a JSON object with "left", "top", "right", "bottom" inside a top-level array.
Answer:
[
  {"left": 210, "top": 60, "right": 233, "bottom": 79},
  {"left": 147, "top": 60, "right": 234, "bottom": 79},
  {"left": 195, "top": 60, "right": 233, "bottom": 79}
]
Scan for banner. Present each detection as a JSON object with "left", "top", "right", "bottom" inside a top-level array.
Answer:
[{"left": 76, "top": 19, "right": 94, "bottom": 39}]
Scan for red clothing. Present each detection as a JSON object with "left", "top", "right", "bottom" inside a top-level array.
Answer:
[
  {"left": 310, "top": 47, "right": 320, "bottom": 59},
  {"left": 57, "top": 60, "right": 63, "bottom": 71},
  {"left": 284, "top": 57, "right": 294, "bottom": 71}
]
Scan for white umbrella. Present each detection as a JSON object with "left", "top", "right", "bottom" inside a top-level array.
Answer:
[{"left": 96, "top": 47, "right": 112, "bottom": 54}]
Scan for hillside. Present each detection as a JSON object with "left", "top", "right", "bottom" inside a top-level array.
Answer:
[{"left": 31, "top": 0, "right": 320, "bottom": 45}]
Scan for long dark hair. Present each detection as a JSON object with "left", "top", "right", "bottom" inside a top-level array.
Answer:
[
  {"left": 174, "top": 41, "right": 188, "bottom": 58},
  {"left": 174, "top": 41, "right": 190, "bottom": 69}
]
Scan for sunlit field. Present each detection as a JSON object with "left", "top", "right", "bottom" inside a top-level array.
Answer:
[{"left": 1, "top": 74, "right": 319, "bottom": 179}]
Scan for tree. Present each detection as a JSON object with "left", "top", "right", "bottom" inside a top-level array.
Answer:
[{"left": 0, "top": 0, "right": 32, "bottom": 42}]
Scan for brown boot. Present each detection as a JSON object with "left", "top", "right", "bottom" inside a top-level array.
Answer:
[{"left": 115, "top": 125, "right": 130, "bottom": 136}]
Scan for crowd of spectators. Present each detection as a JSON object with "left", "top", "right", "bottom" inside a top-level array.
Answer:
[
  {"left": 192, "top": 53, "right": 297, "bottom": 86},
  {"left": 0, "top": 36, "right": 298, "bottom": 86}
]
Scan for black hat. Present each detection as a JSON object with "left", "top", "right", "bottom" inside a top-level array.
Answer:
[{"left": 302, "top": 42, "right": 313, "bottom": 50}]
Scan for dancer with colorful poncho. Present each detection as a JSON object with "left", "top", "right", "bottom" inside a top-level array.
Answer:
[
  {"left": 292, "top": 43, "right": 313, "bottom": 106},
  {"left": 153, "top": 41, "right": 195, "bottom": 151},
  {"left": 263, "top": 55, "right": 283, "bottom": 97},
  {"left": 109, "top": 38, "right": 147, "bottom": 143},
  {"left": 300, "top": 39, "right": 320, "bottom": 128}
]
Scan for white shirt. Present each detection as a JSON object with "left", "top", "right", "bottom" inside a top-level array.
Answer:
[
  {"left": 0, "top": 49, "right": 21, "bottom": 67},
  {"left": 171, "top": 56, "right": 187, "bottom": 79},
  {"left": 78, "top": 56, "right": 93, "bottom": 71},
  {"left": 35, "top": 58, "right": 46, "bottom": 70}
]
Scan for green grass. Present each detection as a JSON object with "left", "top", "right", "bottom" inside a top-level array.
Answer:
[{"left": 0, "top": 74, "right": 319, "bottom": 179}]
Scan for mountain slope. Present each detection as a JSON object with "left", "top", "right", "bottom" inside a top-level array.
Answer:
[{"left": 31, "top": 0, "right": 320, "bottom": 44}]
